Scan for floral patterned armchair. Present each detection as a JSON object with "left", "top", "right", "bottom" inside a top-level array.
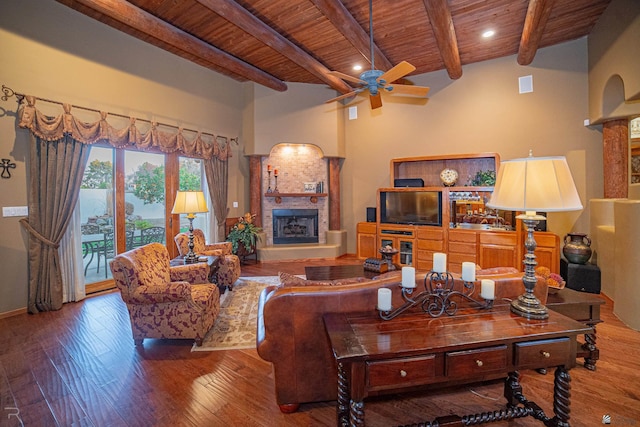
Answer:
[
  {"left": 174, "top": 229, "right": 241, "bottom": 290},
  {"left": 109, "top": 242, "right": 220, "bottom": 346}
]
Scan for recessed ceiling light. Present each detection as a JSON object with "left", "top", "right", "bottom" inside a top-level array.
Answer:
[
  {"left": 482, "top": 30, "right": 495, "bottom": 38},
  {"left": 353, "top": 64, "right": 363, "bottom": 71}
]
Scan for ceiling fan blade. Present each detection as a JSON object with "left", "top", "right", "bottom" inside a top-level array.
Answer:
[
  {"left": 386, "top": 84, "right": 430, "bottom": 97},
  {"left": 328, "top": 71, "right": 366, "bottom": 85},
  {"left": 378, "top": 61, "right": 416, "bottom": 85},
  {"left": 370, "top": 93, "right": 382, "bottom": 109},
  {"left": 325, "top": 90, "right": 359, "bottom": 104}
]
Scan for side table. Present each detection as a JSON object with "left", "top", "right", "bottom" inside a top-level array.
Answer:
[
  {"left": 546, "top": 287, "right": 605, "bottom": 370},
  {"left": 170, "top": 255, "right": 222, "bottom": 290}
]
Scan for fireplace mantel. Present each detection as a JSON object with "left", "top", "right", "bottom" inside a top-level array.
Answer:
[{"left": 265, "top": 193, "right": 327, "bottom": 204}]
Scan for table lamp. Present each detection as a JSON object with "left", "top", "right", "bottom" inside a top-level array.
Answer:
[
  {"left": 487, "top": 151, "right": 582, "bottom": 319},
  {"left": 171, "top": 191, "right": 209, "bottom": 264}
]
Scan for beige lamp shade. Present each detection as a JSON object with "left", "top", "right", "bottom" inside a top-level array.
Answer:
[
  {"left": 487, "top": 155, "right": 583, "bottom": 213},
  {"left": 171, "top": 191, "right": 209, "bottom": 215}
]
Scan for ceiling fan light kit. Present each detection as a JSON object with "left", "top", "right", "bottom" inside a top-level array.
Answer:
[{"left": 326, "top": 0, "right": 430, "bottom": 110}]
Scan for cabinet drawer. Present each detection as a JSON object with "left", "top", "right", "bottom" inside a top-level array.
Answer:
[
  {"left": 446, "top": 345, "right": 507, "bottom": 377},
  {"left": 448, "top": 241, "right": 476, "bottom": 254},
  {"left": 515, "top": 338, "right": 570, "bottom": 369},
  {"left": 448, "top": 230, "right": 477, "bottom": 243},
  {"left": 417, "top": 229, "right": 444, "bottom": 240},
  {"left": 417, "top": 239, "right": 444, "bottom": 251},
  {"left": 367, "top": 355, "right": 437, "bottom": 389}
]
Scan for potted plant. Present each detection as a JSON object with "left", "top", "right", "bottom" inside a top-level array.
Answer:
[{"left": 226, "top": 213, "right": 263, "bottom": 256}]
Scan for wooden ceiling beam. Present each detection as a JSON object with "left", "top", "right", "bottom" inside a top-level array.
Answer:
[
  {"left": 422, "top": 0, "right": 463, "bottom": 80},
  {"left": 196, "top": 0, "right": 352, "bottom": 94},
  {"left": 518, "top": 0, "right": 557, "bottom": 65},
  {"left": 63, "top": 0, "right": 287, "bottom": 91},
  {"left": 310, "top": 0, "right": 393, "bottom": 72}
]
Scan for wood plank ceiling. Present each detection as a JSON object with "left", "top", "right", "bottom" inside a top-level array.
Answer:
[{"left": 57, "top": 0, "right": 611, "bottom": 95}]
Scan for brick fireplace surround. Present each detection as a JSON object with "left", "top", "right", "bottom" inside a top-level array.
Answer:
[{"left": 246, "top": 144, "right": 345, "bottom": 261}]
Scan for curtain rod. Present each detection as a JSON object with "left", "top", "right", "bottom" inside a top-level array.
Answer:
[{"left": 1, "top": 84, "right": 238, "bottom": 145}]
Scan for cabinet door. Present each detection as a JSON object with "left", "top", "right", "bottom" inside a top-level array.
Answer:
[
  {"left": 479, "top": 232, "right": 519, "bottom": 270},
  {"left": 357, "top": 222, "right": 378, "bottom": 259},
  {"left": 533, "top": 232, "right": 560, "bottom": 273}
]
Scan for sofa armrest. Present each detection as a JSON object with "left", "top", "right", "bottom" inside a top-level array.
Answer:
[
  {"left": 129, "top": 281, "right": 192, "bottom": 304},
  {"left": 170, "top": 263, "right": 210, "bottom": 284},
  {"left": 256, "top": 285, "right": 280, "bottom": 354}
]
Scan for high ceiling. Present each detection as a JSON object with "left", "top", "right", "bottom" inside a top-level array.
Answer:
[{"left": 57, "top": 0, "right": 611, "bottom": 95}]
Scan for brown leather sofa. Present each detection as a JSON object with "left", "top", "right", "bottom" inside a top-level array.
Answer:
[{"left": 256, "top": 268, "right": 547, "bottom": 413}]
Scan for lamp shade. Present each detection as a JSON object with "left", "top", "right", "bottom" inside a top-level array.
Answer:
[
  {"left": 171, "top": 191, "right": 209, "bottom": 215},
  {"left": 487, "top": 155, "right": 583, "bottom": 212}
]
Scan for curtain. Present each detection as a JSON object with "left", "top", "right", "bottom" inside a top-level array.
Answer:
[
  {"left": 60, "top": 201, "right": 85, "bottom": 303},
  {"left": 205, "top": 156, "right": 229, "bottom": 241},
  {"left": 19, "top": 134, "right": 90, "bottom": 313},
  {"left": 17, "top": 96, "right": 234, "bottom": 161}
]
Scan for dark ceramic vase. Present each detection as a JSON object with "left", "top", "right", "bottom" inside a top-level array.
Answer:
[{"left": 563, "top": 232, "right": 592, "bottom": 264}]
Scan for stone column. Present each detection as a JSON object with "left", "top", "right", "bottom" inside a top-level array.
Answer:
[
  {"left": 249, "top": 156, "right": 262, "bottom": 227},
  {"left": 602, "top": 119, "right": 628, "bottom": 198},
  {"left": 328, "top": 157, "right": 341, "bottom": 230}
]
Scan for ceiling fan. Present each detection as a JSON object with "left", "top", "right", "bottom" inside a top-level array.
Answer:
[{"left": 325, "top": 0, "right": 430, "bottom": 110}]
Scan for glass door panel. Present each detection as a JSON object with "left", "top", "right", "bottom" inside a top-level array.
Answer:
[
  {"left": 79, "top": 147, "right": 115, "bottom": 283},
  {"left": 178, "top": 156, "right": 209, "bottom": 237},
  {"left": 125, "top": 151, "right": 166, "bottom": 249}
]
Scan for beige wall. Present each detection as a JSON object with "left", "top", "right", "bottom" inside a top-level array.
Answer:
[
  {"left": 243, "top": 82, "right": 346, "bottom": 158},
  {"left": 0, "top": 0, "right": 245, "bottom": 314},
  {"left": 588, "top": 0, "right": 640, "bottom": 122},
  {"left": 341, "top": 38, "right": 603, "bottom": 254}
]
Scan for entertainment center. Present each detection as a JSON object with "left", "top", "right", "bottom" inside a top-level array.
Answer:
[{"left": 357, "top": 153, "right": 561, "bottom": 273}]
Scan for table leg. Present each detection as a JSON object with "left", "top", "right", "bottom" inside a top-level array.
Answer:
[
  {"left": 504, "top": 371, "right": 522, "bottom": 407},
  {"left": 583, "top": 325, "right": 599, "bottom": 371},
  {"left": 337, "top": 362, "right": 349, "bottom": 427},
  {"left": 549, "top": 366, "right": 571, "bottom": 427},
  {"left": 349, "top": 400, "right": 364, "bottom": 427}
]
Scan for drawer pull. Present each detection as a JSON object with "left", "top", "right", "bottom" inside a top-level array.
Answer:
[
  {"left": 541, "top": 351, "right": 550, "bottom": 358},
  {"left": 475, "top": 360, "right": 483, "bottom": 367},
  {"left": 400, "top": 370, "right": 407, "bottom": 377}
]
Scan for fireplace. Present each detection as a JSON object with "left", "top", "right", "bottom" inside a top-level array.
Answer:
[{"left": 273, "top": 209, "right": 319, "bottom": 244}]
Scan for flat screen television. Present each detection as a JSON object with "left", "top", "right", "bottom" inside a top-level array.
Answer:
[{"left": 379, "top": 190, "right": 442, "bottom": 226}]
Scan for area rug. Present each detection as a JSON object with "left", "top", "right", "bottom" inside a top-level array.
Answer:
[{"left": 192, "top": 276, "right": 280, "bottom": 352}]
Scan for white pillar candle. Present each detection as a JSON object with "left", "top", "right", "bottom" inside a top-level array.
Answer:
[
  {"left": 433, "top": 252, "right": 447, "bottom": 273},
  {"left": 377, "top": 288, "right": 392, "bottom": 311},
  {"left": 401, "top": 266, "right": 416, "bottom": 288},
  {"left": 481, "top": 279, "right": 495, "bottom": 300},
  {"left": 462, "top": 262, "right": 476, "bottom": 282}
]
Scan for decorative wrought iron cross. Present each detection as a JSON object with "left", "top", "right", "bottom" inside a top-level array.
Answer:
[{"left": 1, "top": 158, "right": 16, "bottom": 179}]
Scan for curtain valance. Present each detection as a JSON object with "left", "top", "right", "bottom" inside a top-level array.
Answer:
[{"left": 17, "top": 96, "right": 233, "bottom": 160}]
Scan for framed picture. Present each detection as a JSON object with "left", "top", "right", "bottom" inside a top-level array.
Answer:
[{"left": 303, "top": 182, "right": 316, "bottom": 193}]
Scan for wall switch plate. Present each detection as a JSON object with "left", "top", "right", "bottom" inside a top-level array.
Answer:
[
  {"left": 519, "top": 75, "right": 533, "bottom": 94},
  {"left": 233, "top": 201, "right": 238, "bottom": 208},
  {"left": 348, "top": 106, "right": 357, "bottom": 120},
  {"left": 2, "top": 206, "right": 28, "bottom": 217}
]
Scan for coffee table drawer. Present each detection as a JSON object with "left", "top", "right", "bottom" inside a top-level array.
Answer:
[
  {"left": 367, "top": 355, "right": 437, "bottom": 389},
  {"left": 446, "top": 345, "right": 507, "bottom": 377},
  {"left": 515, "top": 338, "right": 570, "bottom": 369}
]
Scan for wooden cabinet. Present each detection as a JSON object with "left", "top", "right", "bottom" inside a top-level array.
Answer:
[
  {"left": 378, "top": 224, "right": 415, "bottom": 266},
  {"left": 447, "top": 229, "right": 477, "bottom": 273},
  {"left": 390, "top": 153, "right": 499, "bottom": 188},
  {"left": 415, "top": 228, "right": 445, "bottom": 271},
  {"left": 356, "top": 222, "right": 377, "bottom": 259},
  {"left": 532, "top": 231, "right": 560, "bottom": 274},
  {"left": 479, "top": 231, "right": 520, "bottom": 270}
]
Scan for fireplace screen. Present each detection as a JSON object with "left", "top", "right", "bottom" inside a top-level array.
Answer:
[{"left": 272, "top": 209, "right": 319, "bottom": 244}]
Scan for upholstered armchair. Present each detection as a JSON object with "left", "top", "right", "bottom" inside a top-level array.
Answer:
[
  {"left": 174, "top": 229, "right": 241, "bottom": 290},
  {"left": 109, "top": 242, "right": 220, "bottom": 346}
]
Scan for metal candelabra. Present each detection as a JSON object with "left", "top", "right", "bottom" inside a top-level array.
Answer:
[
  {"left": 266, "top": 170, "right": 273, "bottom": 193},
  {"left": 379, "top": 270, "right": 493, "bottom": 320},
  {"left": 274, "top": 174, "right": 279, "bottom": 192}
]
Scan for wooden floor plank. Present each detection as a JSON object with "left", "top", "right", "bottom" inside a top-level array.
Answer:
[{"left": 0, "top": 255, "right": 638, "bottom": 426}]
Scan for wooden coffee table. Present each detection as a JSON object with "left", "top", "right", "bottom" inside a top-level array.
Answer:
[
  {"left": 170, "top": 255, "right": 221, "bottom": 287},
  {"left": 324, "top": 308, "right": 591, "bottom": 427},
  {"left": 304, "top": 264, "right": 381, "bottom": 281}
]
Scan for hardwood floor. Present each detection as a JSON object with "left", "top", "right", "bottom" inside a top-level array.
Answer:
[{"left": 1, "top": 255, "right": 639, "bottom": 426}]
